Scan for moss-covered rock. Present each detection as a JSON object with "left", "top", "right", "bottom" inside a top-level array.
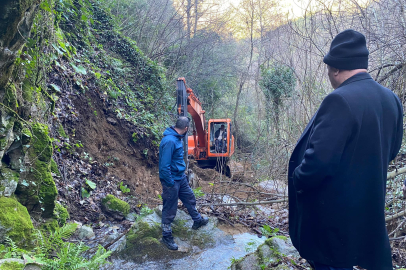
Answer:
[
  {"left": 0, "top": 197, "right": 34, "bottom": 248},
  {"left": 0, "top": 259, "right": 24, "bottom": 270},
  {"left": 15, "top": 123, "right": 57, "bottom": 218},
  {"left": 53, "top": 202, "right": 69, "bottom": 226},
  {"left": 101, "top": 194, "right": 130, "bottom": 220},
  {"left": 50, "top": 158, "right": 60, "bottom": 177},
  {"left": 29, "top": 123, "right": 53, "bottom": 162},
  {"left": 3, "top": 84, "right": 18, "bottom": 111},
  {"left": 21, "top": 128, "right": 31, "bottom": 145},
  {"left": 122, "top": 208, "right": 226, "bottom": 263},
  {"left": 0, "top": 166, "right": 19, "bottom": 197},
  {"left": 230, "top": 236, "right": 300, "bottom": 270}
]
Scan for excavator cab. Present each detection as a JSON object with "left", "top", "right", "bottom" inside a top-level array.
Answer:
[{"left": 207, "top": 119, "right": 234, "bottom": 157}]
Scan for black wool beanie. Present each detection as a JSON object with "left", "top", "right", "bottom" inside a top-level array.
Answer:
[{"left": 323, "top": 29, "right": 369, "bottom": 70}]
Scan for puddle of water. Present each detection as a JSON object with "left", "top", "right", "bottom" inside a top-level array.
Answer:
[{"left": 104, "top": 232, "right": 265, "bottom": 270}]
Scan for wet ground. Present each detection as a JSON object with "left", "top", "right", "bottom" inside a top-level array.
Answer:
[{"left": 103, "top": 231, "right": 265, "bottom": 270}]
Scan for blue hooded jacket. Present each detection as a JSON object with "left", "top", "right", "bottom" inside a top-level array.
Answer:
[{"left": 159, "top": 127, "right": 186, "bottom": 186}]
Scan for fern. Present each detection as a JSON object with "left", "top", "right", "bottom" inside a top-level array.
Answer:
[
  {"left": 1, "top": 223, "right": 111, "bottom": 270},
  {"left": 0, "top": 237, "right": 29, "bottom": 259}
]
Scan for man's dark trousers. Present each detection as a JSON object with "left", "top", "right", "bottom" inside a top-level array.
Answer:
[{"left": 161, "top": 175, "right": 202, "bottom": 236}]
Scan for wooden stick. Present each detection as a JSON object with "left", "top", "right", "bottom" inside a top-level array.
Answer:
[
  {"left": 200, "top": 198, "right": 288, "bottom": 207},
  {"left": 386, "top": 210, "right": 406, "bottom": 222},
  {"left": 387, "top": 166, "right": 406, "bottom": 180}
]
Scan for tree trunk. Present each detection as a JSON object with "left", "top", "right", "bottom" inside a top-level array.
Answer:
[
  {"left": 0, "top": 0, "right": 42, "bottom": 90},
  {"left": 186, "top": 0, "right": 192, "bottom": 39},
  {"left": 194, "top": 0, "right": 198, "bottom": 35}
]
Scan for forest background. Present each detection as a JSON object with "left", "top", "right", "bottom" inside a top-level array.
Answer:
[
  {"left": 102, "top": 0, "right": 406, "bottom": 247},
  {"left": 105, "top": 0, "right": 406, "bottom": 187}
]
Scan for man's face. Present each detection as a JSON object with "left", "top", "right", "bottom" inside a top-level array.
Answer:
[
  {"left": 183, "top": 124, "right": 190, "bottom": 135},
  {"left": 327, "top": 65, "right": 340, "bottom": 89},
  {"left": 220, "top": 125, "right": 225, "bottom": 131}
]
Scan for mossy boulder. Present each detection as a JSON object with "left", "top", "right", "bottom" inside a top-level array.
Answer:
[
  {"left": 230, "top": 236, "right": 299, "bottom": 270},
  {"left": 122, "top": 208, "right": 226, "bottom": 263},
  {"left": 0, "top": 259, "right": 24, "bottom": 270},
  {"left": 0, "top": 197, "right": 34, "bottom": 248},
  {"left": 101, "top": 194, "right": 130, "bottom": 220},
  {"left": 15, "top": 123, "right": 57, "bottom": 218}
]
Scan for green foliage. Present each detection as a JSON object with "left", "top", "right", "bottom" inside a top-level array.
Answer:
[
  {"left": 50, "top": 159, "right": 60, "bottom": 177},
  {"left": 260, "top": 225, "right": 279, "bottom": 237},
  {"left": 53, "top": 202, "right": 69, "bottom": 227},
  {"left": 57, "top": 124, "right": 68, "bottom": 139},
  {"left": 0, "top": 260, "right": 24, "bottom": 269},
  {"left": 260, "top": 64, "right": 296, "bottom": 102},
  {"left": 0, "top": 222, "right": 110, "bottom": 269},
  {"left": 259, "top": 64, "right": 296, "bottom": 133},
  {"left": 0, "top": 237, "right": 28, "bottom": 259},
  {"left": 85, "top": 179, "right": 96, "bottom": 190},
  {"left": 33, "top": 223, "right": 111, "bottom": 270},
  {"left": 132, "top": 132, "right": 138, "bottom": 143},
  {"left": 81, "top": 188, "right": 90, "bottom": 199},
  {"left": 192, "top": 187, "right": 205, "bottom": 198},
  {"left": 139, "top": 206, "right": 154, "bottom": 218},
  {"left": 245, "top": 240, "right": 258, "bottom": 252},
  {"left": 119, "top": 182, "right": 130, "bottom": 193}
]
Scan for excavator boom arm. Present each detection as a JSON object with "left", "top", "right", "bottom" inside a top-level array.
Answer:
[{"left": 177, "top": 78, "right": 207, "bottom": 148}]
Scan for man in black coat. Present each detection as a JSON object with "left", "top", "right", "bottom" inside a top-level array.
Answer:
[{"left": 288, "top": 29, "right": 403, "bottom": 270}]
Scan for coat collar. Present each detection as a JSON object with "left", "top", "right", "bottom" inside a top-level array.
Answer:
[{"left": 336, "top": 72, "right": 372, "bottom": 90}]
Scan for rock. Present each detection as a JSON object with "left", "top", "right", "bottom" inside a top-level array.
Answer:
[
  {"left": 77, "top": 225, "right": 95, "bottom": 240},
  {"left": 0, "top": 197, "right": 34, "bottom": 248},
  {"left": 24, "top": 264, "right": 42, "bottom": 270},
  {"left": 265, "top": 236, "right": 300, "bottom": 258},
  {"left": 15, "top": 123, "right": 57, "bottom": 218},
  {"left": 0, "top": 167, "right": 19, "bottom": 197},
  {"left": 104, "top": 231, "right": 126, "bottom": 253},
  {"left": 230, "top": 253, "right": 260, "bottom": 270},
  {"left": 125, "top": 212, "right": 137, "bottom": 222},
  {"left": 230, "top": 236, "right": 299, "bottom": 270},
  {"left": 101, "top": 194, "right": 130, "bottom": 221},
  {"left": 0, "top": 258, "right": 25, "bottom": 269},
  {"left": 122, "top": 208, "right": 229, "bottom": 263},
  {"left": 106, "top": 117, "right": 117, "bottom": 125}
]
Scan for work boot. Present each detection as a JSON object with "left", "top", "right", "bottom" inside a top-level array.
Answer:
[
  {"left": 192, "top": 217, "right": 209, "bottom": 230},
  {"left": 161, "top": 236, "right": 178, "bottom": 250}
]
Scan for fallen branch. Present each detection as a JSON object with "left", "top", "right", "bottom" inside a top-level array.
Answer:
[
  {"left": 386, "top": 210, "right": 406, "bottom": 222},
  {"left": 103, "top": 227, "right": 131, "bottom": 250},
  {"left": 389, "top": 235, "right": 406, "bottom": 241},
  {"left": 388, "top": 219, "right": 406, "bottom": 237},
  {"left": 200, "top": 198, "right": 288, "bottom": 207},
  {"left": 387, "top": 166, "right": 406, "bottom": 180}
]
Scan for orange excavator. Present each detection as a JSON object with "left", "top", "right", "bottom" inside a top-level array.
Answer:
[{"left": 177, "top": 78, "right": 235, "bottom": 177}]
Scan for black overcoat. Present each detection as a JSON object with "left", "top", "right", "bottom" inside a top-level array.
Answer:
[{"left": 288, "top": 72, "right": 403, "bottom": 270}]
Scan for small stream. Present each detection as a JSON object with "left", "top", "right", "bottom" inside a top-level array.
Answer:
[{"left": 104, "top": 232, "right": 265, "bottom": 270}]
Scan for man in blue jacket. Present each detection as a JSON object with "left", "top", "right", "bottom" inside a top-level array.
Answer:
[
  {"left": 289, "top": 30, "right": 403, "bottom": 270},
  {"left": 159, "top": 116, "right": 209, "bottom": 250}
]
